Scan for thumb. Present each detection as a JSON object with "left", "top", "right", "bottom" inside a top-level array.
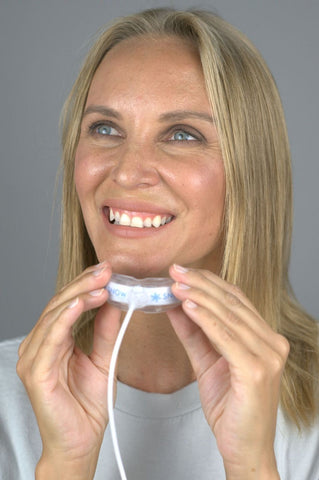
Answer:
[
  {"left": 167, "top": 305, "right": 220, "bottom": 377},
  {"left": 90, "top": 302, "right": 123, "bottom": 373}
]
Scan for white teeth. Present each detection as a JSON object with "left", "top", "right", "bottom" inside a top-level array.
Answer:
[
  {"left": 120, "top": 213, "right": 131, "bottom": 226},
  {"left": 109, "top": 208, "right": 173, "bottom": 228},
  {"left": 152, "top": 215, "right": 162, "bottom": 228},
  {"left": 143, "top": 217, "right": 152, "bottom": 228},
  {"left": 130, "top": 216, "right": 144, "bottom": 228}
]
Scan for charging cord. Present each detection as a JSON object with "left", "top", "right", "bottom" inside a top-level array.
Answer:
[
  {"left": 105, "top": 274, "right": 181, "bottom": 478},
  {"left": 107, "top": 301, "right": 136, "bottom": 480}
]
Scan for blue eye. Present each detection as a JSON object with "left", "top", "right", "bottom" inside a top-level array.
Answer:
[
  {"left": 89, "top": 122, "right": 120, "bottom": 137},
  {"left": 97, "top": 125, "right": 112, "bottom": 135},
  {"left": 171, "top": 130, "right": 196, "bottom": 141},
  {"left": 96, "top": 124, "right": 118, "bottom": 136}
]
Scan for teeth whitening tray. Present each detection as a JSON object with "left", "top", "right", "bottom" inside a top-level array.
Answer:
[{"left": 106, "top": 274, "right": 181, "bottom": 479}]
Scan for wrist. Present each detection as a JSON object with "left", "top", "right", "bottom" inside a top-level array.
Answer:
[
  {"left": 36, "top": 453, "right": 98, "bottom": 480},
  {"left": 226, "top": 471, "right": 280, "bottom": 480},
  {"left": 224, "top": 450, "right": 280, "bottom": 480},
  {"left": 225, "top": 456, "right": 280, "bottom": 480}
]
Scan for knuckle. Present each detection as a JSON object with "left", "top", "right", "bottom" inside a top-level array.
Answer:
[
  {"left": 219, "top": 326, "right": 234, "bottom": 343},
  {"left": 270, "top": 351, "right": 285, "bottom": 374},
  {"left": 16, "top": 359, "right": 32, "bottom": 388},
  {"left": 17, "top": 339, "right": 26, "bottom": 358},
  {"left": 229, "top": 284, "right": 243, "bottom": 296},
  {"left": 40, "top": 311, "right": 54, "bottom": 330},
  {"left": 213, "top": 318, "right": 235, "bottom": 343},
  {"left": 277, "top": 334, "right": 290, "bottom": 358},
  {"left": 16, "top": 357, "right": 24, "bottom": 378},
  {"left": 46, "top": 293, "right": 61, "bottom": 311},
  {"left": 225, "top": 308, "right": 241, "bottom": 326},
  {"left": 224, "top": 290, "right": 242, "bottom": 307},
  {"left": 200, "top": 269, "right": 213, "bottom": 279},
  {"left": 201, "top": 308, "right": 235, "bottom": 344},
  {"left": 250, "top": 349, "right": 286, "bottom": 385}
]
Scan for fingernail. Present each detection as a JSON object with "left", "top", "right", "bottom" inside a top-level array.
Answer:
[
  {"left": 68, "top": 297, "right": 79, "bottom": 309},
  {"left": 185, "top": 299, "right": 197, "bottom": 309},
  {"left": 93, "top": 267, "right": 108, "bottom": 277},
  {"left": 94, "top": 260, "right": 108, "bottom": 269},
  {"left": 89, "top": 289, "right": 104, "bottom": 297},
  {"left": 174, "top": 264, "right": 188, "bottom": 273},
  {"left": 176, "top": 282, "right": 190, "bottom": 290}
]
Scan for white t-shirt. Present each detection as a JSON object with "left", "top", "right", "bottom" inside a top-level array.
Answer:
[{"left": 1, "top": 337, "right": 319, "bottom": 480}]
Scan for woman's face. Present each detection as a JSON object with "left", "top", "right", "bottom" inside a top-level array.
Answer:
[{"left": 75, "top": 36, "right": 225, "bottom": 278}]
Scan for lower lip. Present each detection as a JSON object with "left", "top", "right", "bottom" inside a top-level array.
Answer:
[{"left": 102, "top": 208, "right": 175, "bottom": 239}]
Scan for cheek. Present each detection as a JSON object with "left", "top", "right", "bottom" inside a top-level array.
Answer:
[
  {"left": 188, "top": 161, "right": 225, "bottom": 218},
  {"left": 74, "top": 151, "right": 87, "bottom": 201},
  {"left": 74, "top": 144, "right": 105, "bottom": 202}
]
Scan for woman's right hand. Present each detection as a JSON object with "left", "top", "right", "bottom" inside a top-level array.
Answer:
[{"left": 17, "top": 261, "right": 122, "bottom": 480}]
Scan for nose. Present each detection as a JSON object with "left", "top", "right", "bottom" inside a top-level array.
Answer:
[{"left": 111, "top": 143, "right": 160, "bottom": 189}]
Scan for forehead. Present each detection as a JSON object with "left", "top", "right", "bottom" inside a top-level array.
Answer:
[{"left": 86, "top": 35, "right": 209, "bottom": 109}]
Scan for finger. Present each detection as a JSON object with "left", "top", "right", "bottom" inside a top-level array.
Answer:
[
  {"left": 173, "top": 282, "right": 268, "bottom": 354},
  {"left": 89, "top": 302, "right": 123, "bottom": 375},
  {"left": 27, "top": 297, "right": 85, "bottom": 383},
  {"left": 167, "top": 306, "right": 220, "bottom": 377},
  {"left": 174, "top": 279, "right": 289, "bottom": 360},
  {"left": 44, "top": 261, "right": 111, "bottom": 315},
  {"left": 181, "top": 298, "right": 288, "bottom": 384},
  {"left": 22, "top": 287, "right": 110, "bottom": 382},
  {"left": 18, "top": 287, "right": 109, "bottom": 372},
  {"left": 170, "top": 264, "right": 261, "bottom": 317},
  {"left": 17, "top": 296, "right": 81, "bottom": 385},
  {"left": 19, "top": 264, "right": 112, "bottom": 358},
  {"left": 169, "top": 267, "right": 288, "bottom": 366},
  {"left": 18, "top": 299, "right": 76, "bottom": 360},
  {"left": 170, "top": 265, "right": 280, "bottom": 350}
]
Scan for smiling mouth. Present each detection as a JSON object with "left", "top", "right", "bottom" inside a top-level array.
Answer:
[{"left": 106, "top": 207, "right": 174, "bottom": 229}]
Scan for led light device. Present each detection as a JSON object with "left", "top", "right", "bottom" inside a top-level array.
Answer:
[{"left": 106, "top": 273, "right": 181, "bottom": 312}]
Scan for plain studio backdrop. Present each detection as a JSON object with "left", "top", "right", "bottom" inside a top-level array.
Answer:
[{"left": 0, "top": 0, "right": 318, "bottom": 341}]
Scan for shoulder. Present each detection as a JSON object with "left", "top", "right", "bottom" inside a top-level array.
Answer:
[
  {"left": 0, "top": 337, "right": 24, "bottom": 384},
  {"left": 275, "top": 408, "right": 319, "bottom": 479},
  {"left": 0, "top": 336, "right": 23, "bottom": 370},
  {"left": 0, "top": 336, "right": 27, "bottom": 410},
  {"left": 0, "top": 337, "right": 41, "bottom": 478},
  {"left": 0, "top": 336, "right": 32, "bottom": 423},
  {"left": 0, "top": 336, "right": 23, "bottom": 358}
]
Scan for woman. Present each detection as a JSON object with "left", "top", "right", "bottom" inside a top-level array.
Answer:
[{"left": 1, "top": 7, "right": 318, "bottom": 480}]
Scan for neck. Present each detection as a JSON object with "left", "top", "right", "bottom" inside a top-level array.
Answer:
[{"left": 117, "top": 309, "right": 195, "bottom": 393}]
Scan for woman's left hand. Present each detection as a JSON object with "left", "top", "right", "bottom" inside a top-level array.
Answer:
[{"left": 168, "top": 265, "right": 290, "bottom": 480}]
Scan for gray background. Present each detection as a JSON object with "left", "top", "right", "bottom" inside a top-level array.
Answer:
[{"left": 0, "top": 0, "right": 318, "bottom": 341}]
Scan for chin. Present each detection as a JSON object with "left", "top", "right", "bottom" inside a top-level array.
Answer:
[{"left": 102, "top": 252, "right": 171, "bottom": 279}]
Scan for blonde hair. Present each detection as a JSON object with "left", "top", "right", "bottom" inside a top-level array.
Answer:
[{"left": 58, "top": 8, "right": 318, "bottom": 428}]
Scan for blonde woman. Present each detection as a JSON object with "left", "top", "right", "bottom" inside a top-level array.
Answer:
[{"left": 1, "top": 8, "right": 318, "bottom": 480}]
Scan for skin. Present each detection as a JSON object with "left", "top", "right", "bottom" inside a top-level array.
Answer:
[
  {"left": 74, "top": 37, "right": 225, "bottom": 279},
  {"left": 74, "top": 35, "right": 225, "bottom": 394},
  {"left": 17, "top": 36, "right": 289, "bottom": 480}
]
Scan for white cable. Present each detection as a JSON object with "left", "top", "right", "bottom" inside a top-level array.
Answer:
[
  {"left": 106, "top": 274, "right": 179, "bottom": 478},
  {"left": 107, "top": 302, "right": 136, "bottom": 480}
]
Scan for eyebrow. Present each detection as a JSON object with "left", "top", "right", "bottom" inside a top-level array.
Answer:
[
  {"left": 83, "top": 105, "right": 215, "bottom": 124},
  {"left": 159, "top": 110, "right": 215, "bottom": 125},
  {"left": 83, "top": 105, "right": 122, "bottom": 119}
]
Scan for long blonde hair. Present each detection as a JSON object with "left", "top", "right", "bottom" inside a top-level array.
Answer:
[{"left": 58, "top": 8, "right": 318, "bottom": 427}]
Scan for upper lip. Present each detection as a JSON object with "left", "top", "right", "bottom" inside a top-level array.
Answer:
[{"left": 102, "top": 198, "right": 176, "bottom": 217}]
